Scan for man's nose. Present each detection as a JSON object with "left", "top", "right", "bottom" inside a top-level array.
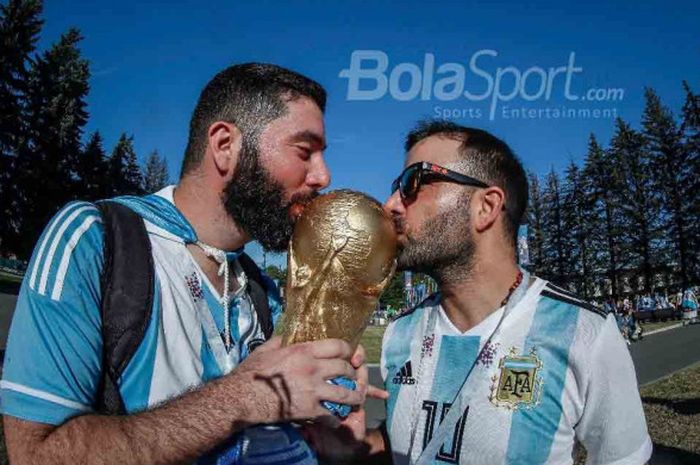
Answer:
[
  {"left": 384, "top": 190, "right": 405, "bottom": 217},
  {"left": 307, "top": 155, "right": 331, "bottom": 190}
]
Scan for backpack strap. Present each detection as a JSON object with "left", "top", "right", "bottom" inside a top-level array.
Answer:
[
  {"left": 96, "top": 201, "right": 154, "bottom": 415},
  {"left": 237, "top": 253, "right": 274, "bottom": 340}
]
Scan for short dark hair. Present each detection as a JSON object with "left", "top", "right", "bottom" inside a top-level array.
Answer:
[
  {"left": 405, "top": 120, "right": 528, "bottom": 249},
  {"left": 180, "top": 63, "right": 326, "bottom": 177}
]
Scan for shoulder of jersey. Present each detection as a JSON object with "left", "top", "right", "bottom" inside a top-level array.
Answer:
[
  {"left": 26, "top": 201, "right": 103, "bottom": 300},
  {"left": 393, "top": 292, "right": 441, "bottom": 322},
  {"left": 540, "top": 282, "right": 608, "bottom": 319}
]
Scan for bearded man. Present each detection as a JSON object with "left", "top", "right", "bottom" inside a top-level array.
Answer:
[
  {"left": 308, "top": 120, "right": 652, "bottom": 465},
  {"left": 2, "top": 63, "right": 366, "bottom": 465}
]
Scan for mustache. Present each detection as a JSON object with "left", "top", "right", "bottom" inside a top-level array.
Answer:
[
  {"left": 392, "top": 216, "right": 406, "bottom": 234},
  {"left": 287, "top": 190, "right": 320, "bottom": 219}
]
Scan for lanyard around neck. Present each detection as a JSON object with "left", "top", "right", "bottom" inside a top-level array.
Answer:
[{"left": 408, "top": 270, "right": 531, "bottom": 464}]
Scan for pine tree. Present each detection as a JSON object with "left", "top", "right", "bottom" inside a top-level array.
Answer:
[
  {"left": 14, "top": 27, "right": 90, "bottom": 258},
  {"left": 79, "top": 131, "right": 110, "bottom": 201},
  {"left": 680, "top": 82, "right": 700, "bottom": 283},
  {"left": 583, "top": 134, "right": 623, "bottom": 297},
  {"left": 143, "top": 150, "right": 169, "bottom": 193},
  {"left": 561, "top": 162, "right": 597, "bottom": 297},
  {"left": 0, "top": 0, "right": 43, "bottom": 253},
  {"left": 525, "top": 171, "right": 546, "bottom": 276},
  {"left": 123, "top": 143, "right": 143, "bottom": 195},
  {"left": 109, "top": 133, "right": 143, "bottom": 196},
  {"left": 642, "top": 87, "right": 692, "bottom": 288},
  {"left": 609, "top": 118, "right": 662, "bottom": 294},
  {"left": 0, "top": 0, "right": 42, "bottom": 157},
  {"left": 540, "top": 169, "right": 568, "bottom": 286}
]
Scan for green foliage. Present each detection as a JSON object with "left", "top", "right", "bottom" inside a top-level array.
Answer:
[
  {"left": 532, "top": 88, "right": 700, "bottom": 296},
  {"left": 0, "top": 0, "right": 43, "bottom": 253},
  {"left": 79, "top": 131, "right": 110, "bottom": 201},
  {"left": 0, "top": 4, "right": 158, "bottom": 258},
  {"left": 109, "top": 133, "right": 143, "bottom": 196},
  {"left": 143, "top": 150, "right": 170, "bottom": 193},
  {"left": 12, "top": 27, "right": 90, "bottom": 257},
  {"left": 379, "top": 272, "right": 404, "bottom": 310},
  {"left": 264, "top": 265, "right": 287, "bottom": 290}
]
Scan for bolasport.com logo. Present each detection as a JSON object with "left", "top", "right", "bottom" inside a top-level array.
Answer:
[{"left": 338, "top": 50, "right": 624, "bottom": 121}]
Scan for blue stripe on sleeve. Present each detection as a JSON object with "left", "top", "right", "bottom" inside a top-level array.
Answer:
[
  {"left": 0, "top": 386, "right": 89, "bottom": 425},
  {"left": 1, "top": 203, "right": 104, "bottom": 425}
]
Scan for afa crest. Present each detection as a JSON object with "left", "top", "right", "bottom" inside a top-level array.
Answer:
[{"left": 490, "top": 347, "right": 543, "bottom": 410}]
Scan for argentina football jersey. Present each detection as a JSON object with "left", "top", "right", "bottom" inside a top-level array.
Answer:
[
  {"left": 1, "top": 186, "right": 316, "bottom": 465},
  {"left": 381, "top": 277, "right": 652, "bottom": 465}
]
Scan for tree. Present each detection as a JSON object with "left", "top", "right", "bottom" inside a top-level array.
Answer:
[
  {"left": 583, "top": 134, "right": 624, "bottom": 297},
  {"left": 0, "top": 0, "right": 43, "bottom": 253},
  {"left": 79, "top": 131, "right": 110, "bottom": 201},
  {"left": 108, "top": 133, "right": 143, "bottom": 196},
  {"left": 0, "top": 0, "right": 42, "bottom": 158},
  {"left": 13, "top": 27, "right": 90, "bottom": 258},
  {"left": 525, "top": 171, "right": 546, "bottom": 276},
  {"left": 264, "top": 265, "right": 287, "bottom": 290},
  {"left": 609, "top": 118, "right": 662, "bottom": 293},
  {"left": 680, "top": 81, "right": 700, "bottom": 283},
  {"left": 642, "top": 87, "right": 692, "bottom": 288},
  {"left": 379, "top": 272, "right": 404, "bottom": 311},
  {"left": 561, "top": 161, "right": 597, "bottom": 297},
  {"left": 143, "top": 150, "right": 169, "bottom": 193},
  {"left": 540, "top": 169, "right": 568, "bottom": 286}
]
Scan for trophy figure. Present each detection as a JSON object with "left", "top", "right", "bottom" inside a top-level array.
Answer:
[{"left": 280, "top": 189, "right": 397, "bottom": 349}]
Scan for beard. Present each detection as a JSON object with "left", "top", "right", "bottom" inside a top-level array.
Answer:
[
  {"left": 395, "top": 193, "right": 475, "bottom": 281},
  {"left": 223, "top": 139, "right": 317, "bottom": 252}
]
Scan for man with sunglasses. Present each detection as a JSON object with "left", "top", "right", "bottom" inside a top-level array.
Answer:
[{"left": 308, "top": 120, "right": 651, "bottom": 465}]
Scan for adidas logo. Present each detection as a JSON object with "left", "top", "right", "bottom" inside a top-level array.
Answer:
[{"left": 393, "top": 361, "right": 416, "bottom": 385}]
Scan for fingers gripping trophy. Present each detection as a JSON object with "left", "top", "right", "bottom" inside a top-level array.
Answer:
[{"left": 279, "top": 189, "right": 398, "bottom": 415}]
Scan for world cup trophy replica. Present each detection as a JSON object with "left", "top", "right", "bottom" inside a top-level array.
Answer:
[
  {"left": 279, "top": 189, "right": 398, "bottom": 350},
  {"left": 207, "top": 190, "right": 397, "bottom": 464}
]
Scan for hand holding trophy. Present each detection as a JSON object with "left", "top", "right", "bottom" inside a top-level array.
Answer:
[{"left": 279, "top": 189, "right": 397, "bottom": 416}]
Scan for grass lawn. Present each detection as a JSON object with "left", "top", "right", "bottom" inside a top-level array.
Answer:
[
  {"left": 0, "top": 271, "right": 22, "bottom": 284},
  {"left": 359, "top": 325, "right": 386, "bottom": 365},
  {"left": 641, "top": 363, "right": 700, "bottom": 455}
]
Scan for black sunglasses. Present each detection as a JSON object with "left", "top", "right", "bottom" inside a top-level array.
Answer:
[{"left": 391, "top": 162, "right": 489, "bottom": 201}]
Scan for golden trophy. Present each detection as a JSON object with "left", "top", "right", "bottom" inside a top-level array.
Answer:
[{"left": 280, "top": 189, "right": 397, "bottom": 349}]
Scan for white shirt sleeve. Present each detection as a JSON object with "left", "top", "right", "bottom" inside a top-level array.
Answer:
[{"left": 575, "top": 315, "right": 652, "bottom": 465}]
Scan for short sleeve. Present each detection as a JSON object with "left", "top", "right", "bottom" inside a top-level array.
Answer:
[
  {"left": 575, "top": 315, "right": 652, "bottom": 465},
  {"left": 1, "top": 202, "right": 104, "bottom": 425}
]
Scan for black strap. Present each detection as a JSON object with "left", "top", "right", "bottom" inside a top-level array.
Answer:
[
  {"left": 237, "top": 253, "right": 273, "bottom": 340},
  {"left": 96, "top": 201, "right": 154, "bottom": 415},
  {"left": 95, "top": 201, "right": 273, "bottom": 414}
]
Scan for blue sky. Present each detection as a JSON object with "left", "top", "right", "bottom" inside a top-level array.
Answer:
[{"left": 39, "top": 0, "right": 700, "bottom": 267}]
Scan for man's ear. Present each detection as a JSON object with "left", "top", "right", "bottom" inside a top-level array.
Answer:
[
  {"left": 208, "top": 121, "right": 243, "bottom": 179},
  {"left": 473, "top": 186, "right": 506, "bottom": 233}
]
